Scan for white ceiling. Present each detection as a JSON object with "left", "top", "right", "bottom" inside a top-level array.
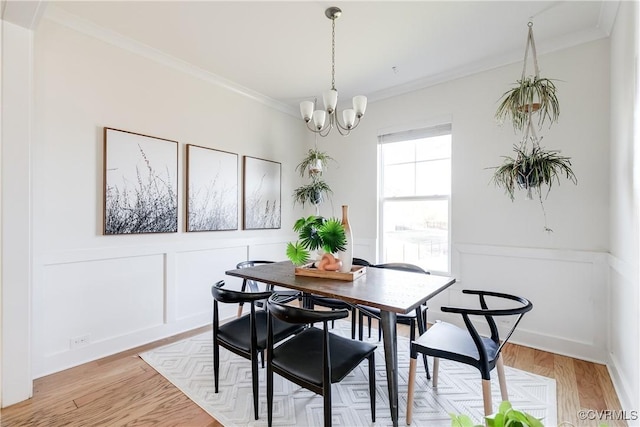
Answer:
[{"left": 16, "top": 1, "right": 620, "bottom": 112}]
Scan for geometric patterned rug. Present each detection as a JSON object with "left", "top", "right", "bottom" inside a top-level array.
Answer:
[{"left": 140, "top": 321, "right": 556, "bottom": 427}]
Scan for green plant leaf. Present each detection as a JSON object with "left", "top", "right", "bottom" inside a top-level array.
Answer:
[
  {"left": 285, "top": 241, "right": 310, "bottom": 266},
  {"left": 499, "top": 401, "right": 513, "bottom": 414},
  {"left": 449, "top": 414, "right": 478, "bottom": 427},
  {"left": 317, "top": 218, "right": 347, "bottom": 253}
]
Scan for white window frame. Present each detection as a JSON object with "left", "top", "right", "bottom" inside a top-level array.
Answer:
[{"left": 377, "top": 123, "right": 452, "bottom": 274}]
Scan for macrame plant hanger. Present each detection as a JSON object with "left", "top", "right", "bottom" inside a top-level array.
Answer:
[{"left": 520, "top": 22, "right": 541, "bottom": 200}]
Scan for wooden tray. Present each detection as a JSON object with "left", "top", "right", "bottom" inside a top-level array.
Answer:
[{"left": 294, "top": 264, "right": 367, "bottom": 281}]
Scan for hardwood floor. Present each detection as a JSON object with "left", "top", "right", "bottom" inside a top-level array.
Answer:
[{"left": 0, "top": 321, "right": 624, "bottom": 427}]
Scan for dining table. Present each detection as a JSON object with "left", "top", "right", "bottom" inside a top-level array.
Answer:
[{"left": 225, "top": 260, "right": 456, "bottom": 427}]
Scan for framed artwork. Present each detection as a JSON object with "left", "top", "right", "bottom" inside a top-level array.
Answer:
[
  {"left": 103, "top": 127, "right": 178, "bottom": 235},
  {"left": 243, "top": 156, "right": 281, "bottom": 230},
  {"left": 186, "top": 145, "right": 238, "bottom": 232}
]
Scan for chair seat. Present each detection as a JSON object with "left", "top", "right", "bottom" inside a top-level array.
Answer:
[
  {"left": 218, "top": 311, "right": 304, "bottom": 352},
  {"left": 412, "top": 321, "right": 499, "bottom": 365},
  {"left": 272, "top": 327, "right": 377, "bottom": 387}
]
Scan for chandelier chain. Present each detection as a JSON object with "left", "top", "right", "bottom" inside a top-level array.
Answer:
[{"left": 331, "top": 17, "right": 336, "bottom": 90}]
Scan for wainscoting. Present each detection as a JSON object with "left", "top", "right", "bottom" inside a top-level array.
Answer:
[{"left": 33, "top": 239, "right": 611, "bottom": 387}]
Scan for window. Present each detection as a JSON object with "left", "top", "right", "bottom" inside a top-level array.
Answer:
[{"left": 378, "top": 124, "right": 451, "bottom": 273}]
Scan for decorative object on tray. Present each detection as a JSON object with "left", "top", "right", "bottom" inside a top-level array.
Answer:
[
  {"left": 490, "top": 22, "right": 576, "bottom": 232},
  {"left": 103, "top": 127, "right": 178, "bottom": 235},
  {"left": 337, "top": 205, "right": 353, "bottom": 273},
  {"left": 285, "top": 216, "right": 346, "bottom": 267},
  {"left": 294, "top": 263, "right": 366, "bottom": 281}
]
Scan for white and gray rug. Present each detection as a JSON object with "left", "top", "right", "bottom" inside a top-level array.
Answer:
[{"left": 140, "top": 321, "right": 556, "bottom": 427}]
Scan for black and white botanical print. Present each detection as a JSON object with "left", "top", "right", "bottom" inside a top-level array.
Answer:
[
  {"left": 187, "top": 145, "right": 238, "bottom": 232},
  {"left": 104, "top": 128, "right": 178, "bottom": 234},
  {"left": 243, "top": 156, "right": 281, "bottom": 230}
]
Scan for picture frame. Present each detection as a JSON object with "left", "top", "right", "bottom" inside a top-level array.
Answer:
[
  {"left": 103, "top": 127, "right": 179, "bottom": 235},
  {"left": 243, "top": 156, "right": 281, "bottom": 230},
  {"left": 186, "top": 144, "right": 238, "bottom": 232}
]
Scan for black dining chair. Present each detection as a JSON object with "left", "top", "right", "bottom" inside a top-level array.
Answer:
[
  {"left": 304, "top": 257, "right": 372, "bottom": 339},
  {"left": 357, "top": 262, "right": 432, "bottom": 378},
  {"left": 235, "top": 260, "right": 301, "bottom": 317},
  {"left": 211, "top": 280, "right": 305, "bottom": 420},
  {"left": 406, "top": 290, "right": 533, "bottom": 424},
  {"left": 266, "top": 295, "right": 377, "bottom": 427}
]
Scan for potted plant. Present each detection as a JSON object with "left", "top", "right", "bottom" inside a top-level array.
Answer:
[
  {"left": 293, "top": 149, "right": 335, "bottom": 208},
  {"left": 295, "top": 148, "right": 335, "bottom": 177},
  {"left": 285, "top": 216, "right": 346, "bottom": 266},
  {"left": 492, "top": 141, "right": 577, "bottom": 201},
  {"left": 495, "top": 76, "right": 560, "bottom": 131},
  {"left": 293, "top": 179, "right": 332, "bottom": 207},
  {"left": 450, "top": 401, "right": 544, "bottom": 427}
]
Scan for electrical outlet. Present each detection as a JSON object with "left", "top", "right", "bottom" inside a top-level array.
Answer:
[{"left": 70, "top": 334, "right": 91, "bottom": 349}]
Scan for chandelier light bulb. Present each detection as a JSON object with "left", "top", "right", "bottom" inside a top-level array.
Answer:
[{"left": 300, "top": 101, "right": 314, "bottom": 122}]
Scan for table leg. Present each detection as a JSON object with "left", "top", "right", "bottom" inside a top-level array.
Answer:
[{"left": 380, "top": 310, "right": 399, "bottom": 427}]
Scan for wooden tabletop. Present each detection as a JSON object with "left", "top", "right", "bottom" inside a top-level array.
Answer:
[{"left": 225, "top": 261, "right": 456, "bottom": 314}]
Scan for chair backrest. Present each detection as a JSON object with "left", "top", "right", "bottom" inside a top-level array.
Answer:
[
  {"left": 211, "top": 280, "right": 273, "bottom": 305},
  {"left": 236, "top": 260, "right": 274, "bottom": 292},
  {"left": 374, "top": 262, "right": 430, "bottom": 274},
  {"left": 353, "top": 257, "right": 372, "bottom": 266},
  {"left": 441, "top": 290, "right": 533, "bottom": 356},
  {"left": 267, "top": 295, "right": 349, "bottom": 325}
]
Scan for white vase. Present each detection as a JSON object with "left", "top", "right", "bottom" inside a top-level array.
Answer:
[{"left": 338, "top": 205, "right": 353, "bottom": 273}]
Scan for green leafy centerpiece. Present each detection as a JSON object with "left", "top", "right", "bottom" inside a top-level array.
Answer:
[{"left": 286, "top": 216, "right": 346, "bottom": 266}]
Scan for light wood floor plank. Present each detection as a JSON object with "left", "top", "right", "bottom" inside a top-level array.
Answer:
[{"left": 0, "top": 322, "right": 624, "bottom": 427}]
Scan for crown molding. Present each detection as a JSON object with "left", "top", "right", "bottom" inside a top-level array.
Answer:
[
  {"left": 1, "top": 0, "right": 46, "bottom": 30},
  {"left": 367, "top": 22, "right": 613, "bottom": 105},
  {"left": 43, "top": 5, "right": 299, "bottom": 118}
]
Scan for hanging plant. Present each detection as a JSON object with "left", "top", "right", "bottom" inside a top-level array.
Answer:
[
  {"left": 293, "top": 179, "right": 332, "bottom": 207},
  {"left": 490, "top": 22, "right": 577, "bottom": 232},
  {"left": 295, "top": 149, "right": 335, "bottom": 178},
  {"left": 496, "top": 76, "right": 559, "bottom": 131},
  {"left": 492, "top": 140, "right": 577, "bottom": 201}
]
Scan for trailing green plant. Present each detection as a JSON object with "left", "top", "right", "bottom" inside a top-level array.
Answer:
[
  {"left": 295, "top": 149, "right": 335, "bottom": 178},
  {"left": 293, "top": 179, "right": 332, "bottom": 208},
  {"left": 450, "top": 401, "right": 544, "bottom": 427},
  {"left": 496, "top": 76, "right": 559, "bottom": 131},
  {"left": 490, "top": 22, "right": 576, "bottom": 232},
  {"left": 293, "top": 148, "right": 336, "bottom": 209},
  {"left": 492, "top": 140, "right": 577, "bottom": 201},
  {"left": 285, "top": 216, "right": 346, "bottom": 265}
]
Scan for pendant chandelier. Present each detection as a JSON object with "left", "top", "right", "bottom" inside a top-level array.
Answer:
[{"left": 299, "top": 7, "right": 367, "bottom": 137}]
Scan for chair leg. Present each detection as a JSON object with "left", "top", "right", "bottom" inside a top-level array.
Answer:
[
  {"left": 323, "top": 385, "right": 332, "bottom": 427},
  {"left": 214, "top": 341, "right": 220, "bottom": 392},
  {"left": 267, "top": 361, "right": 273, "bottom": 426},
  {"left": 482, "top": 379, "right": 493, "bottom": 416},
  {"left": 432, "top": 357, "right": 439, "bottom": 387},
  {"left": 368, "top": 353, "right": 376, "bottom": 422},
  {"left": 496, "top": 353, "right": 508, "bottom": 402},
  {"left": 236, "top": 304, "right": 244, "bottom": 318},
  {"left": 358, "top": 311, "right": 364, "bottom": 341},
  {"left": 415, "top": 310, "right": 431, "bottom": 380},
  {"left": 351, "top": 307, "right": 356, "bottom": 339},
  {"left": 368, "top": 315, "right": 372, "bottom": 338},
  {"left": 407, "top": 357, "right": 417, "bottom": 425},
  {"left": 260, "top": 350, "right": 265, "bottom": 368},
  {"left": 251, "top": 352, "right": 259, "bottom": 420}
]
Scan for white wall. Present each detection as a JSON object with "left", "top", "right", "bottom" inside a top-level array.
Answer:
[
  {"left": 608, "top": 0, "right": 639, "bottom": 412},
  {"left": 322, "top": 39, "right": 611, "bottom": 363},
  {"left": 30, "top": 17, "right": 307, "bottom": 378},
  {"left": 1, "top": 20, "right": 34, "bottom": 407}
]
